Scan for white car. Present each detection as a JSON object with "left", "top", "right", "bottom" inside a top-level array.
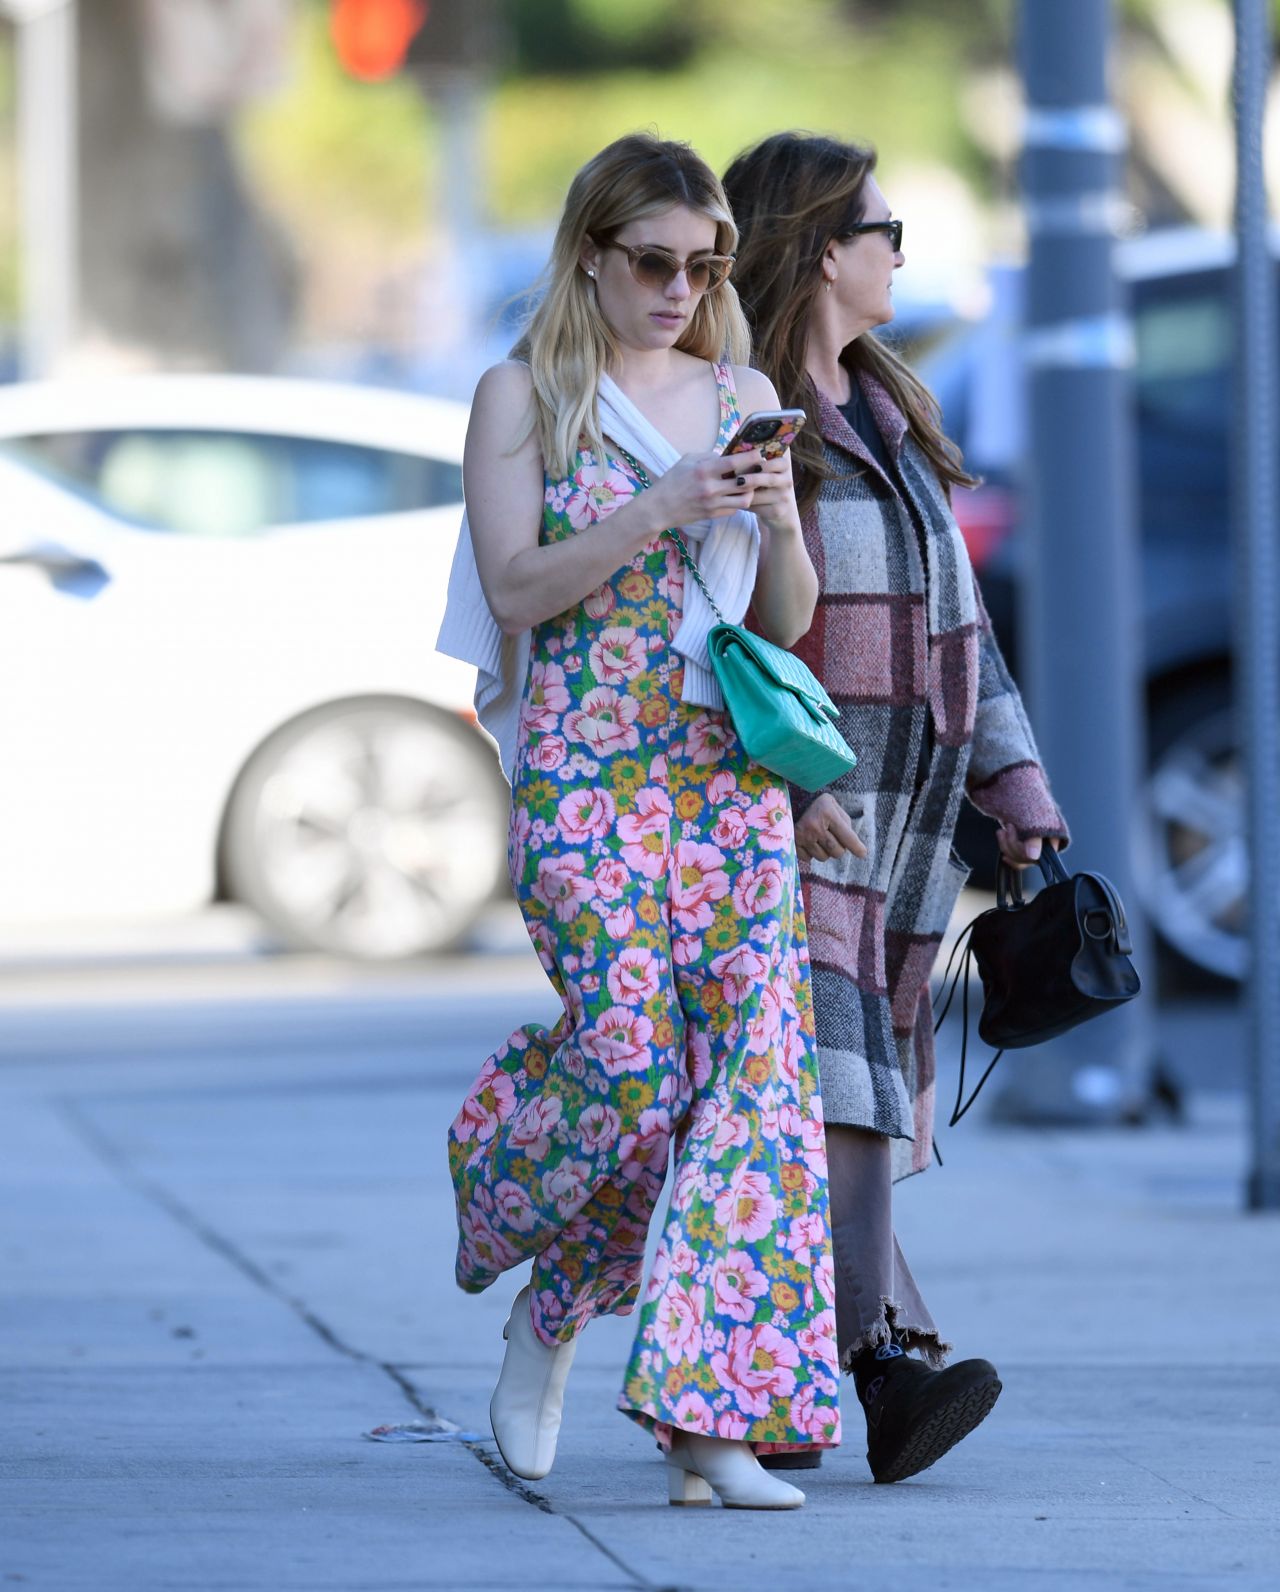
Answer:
[{"left": 0, "top": 375, "right": 509, "bottom": 958}]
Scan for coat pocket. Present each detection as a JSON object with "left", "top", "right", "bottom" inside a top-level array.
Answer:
[
  {"left": 804, "top": 796, "right": 875, "bottom": 892},
  {"left": 915, "top": 846, "right": 971, "bottom": 940}
]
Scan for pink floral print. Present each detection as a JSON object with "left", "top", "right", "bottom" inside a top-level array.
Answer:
[
  {"left": 565, "top": 686, "right": 641, "bottom": 755},
  {"left": 711, "top": 1324, "right": 802, "bottom": 1417},
  {"left": 521, "top": 661, "right": 571, "bottom": 736},
  {"left": 580, "top": 1006, "right": 655, "bottom": 1073},
  {"left": 530, "top": 854, "right": 594, "bottom": 922},
  {"left": 557, "top": 787, "right": 616, "bottom": 844},
  {"left": 711, "top": 1251, "right": 770, "bottom": 1322},
  {"left": 616, "top": 787, "right": 672, "bottom": 878},
  {"left": 606, "top": 946, "right": 663, "bottom": 1005},
  {"left": 564, "top": 461, "right": 635, "bottom": 529},
  {"left": 447, "top": 370, "right": 840, "bottom": 1455},
  {"left": 589, "top": 626, "right": 647, "bottom": 684},
  {"left": 714, "top": 1164, "right": 779, "bottom": 1244}
]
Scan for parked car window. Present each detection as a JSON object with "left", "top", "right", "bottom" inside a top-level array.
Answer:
[
  {"left": 1132, "top": 274, "right": 1232, "bottom": 544},
  {"left": 0, "top": 430, "right": 464, "bottom": 538},
  {"left": 1134, "top": 286, "right": 1230, "bottom": 427}
]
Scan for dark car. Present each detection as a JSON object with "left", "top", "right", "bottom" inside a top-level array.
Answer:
[{"left": 921, "top": 228, "right": 1263, "bottom": 984}]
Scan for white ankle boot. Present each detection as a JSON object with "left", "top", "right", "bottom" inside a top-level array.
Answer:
[
  {"left": 488, "top": 1284, "right": 578, "bottom": 1481},
  {"left": 666, "top": 1431, "right": 806, "bottom": 1509}
]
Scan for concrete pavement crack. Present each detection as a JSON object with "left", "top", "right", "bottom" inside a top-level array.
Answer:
[
  {"left": 1110, "top": 1448, "right": 1238, "bottom": 1520},
  {"left": 58, "top": 1094, "right": 659, "bottom": 1589}
]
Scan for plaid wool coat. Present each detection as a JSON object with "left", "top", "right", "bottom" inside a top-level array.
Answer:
[{"left": 789, "top": 373, "right": 1068, "bottom": 1179}]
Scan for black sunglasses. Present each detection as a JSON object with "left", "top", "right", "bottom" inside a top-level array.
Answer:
[
  {"left": 839, "top": 219, "right": 904, "bottom": 252},
  {"left": 591, "top": 240, "right": 734, "bottom": 293}
]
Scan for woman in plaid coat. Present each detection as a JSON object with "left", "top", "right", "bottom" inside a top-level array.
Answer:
[{"left": 723, "top": 132, "right": 1069, "bottom": 1484}]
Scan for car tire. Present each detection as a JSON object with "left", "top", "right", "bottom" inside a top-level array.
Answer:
[
  {"left": 220, "top": 696, "right": 509, "bottom": 960},
  {"left": 1140, "top": 670, "right": 1244, "bottom": 989}
]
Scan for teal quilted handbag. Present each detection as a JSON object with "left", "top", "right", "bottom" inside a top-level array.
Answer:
[
  {"left": 704, "top": 619, "right": 858, "bottom": 791},
  {"left": 614, "top": 446, "right": 858, "bottom": 792}
]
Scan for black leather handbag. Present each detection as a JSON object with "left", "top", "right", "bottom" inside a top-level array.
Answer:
[{"left": 935, "top": 846, "right": 1142, "bottom": 1125}]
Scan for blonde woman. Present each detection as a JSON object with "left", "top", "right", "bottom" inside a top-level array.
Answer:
[{"left": 440, "top": 134, "right": 840, "bottom": 1509}]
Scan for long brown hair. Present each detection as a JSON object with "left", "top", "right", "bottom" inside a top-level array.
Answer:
[
  {"left": 510, "top": 133, "right": 750, "bottom": 478},
  {"left": 722, "top": 131, "right": 976, "bottom": 513}
]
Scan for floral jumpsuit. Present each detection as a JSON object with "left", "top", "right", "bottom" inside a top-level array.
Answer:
[{"left": 448, "top": 362, "right": 841, "bottom": 1451}]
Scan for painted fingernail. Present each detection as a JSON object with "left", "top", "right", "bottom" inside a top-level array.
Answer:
[
  {"left": 750, "top": 465, "right": 764, "bottom": 474},
  {"left": 735, "top": 475, "right": 747, "bottom": 487}
]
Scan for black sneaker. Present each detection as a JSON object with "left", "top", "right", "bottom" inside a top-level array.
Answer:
[
  {"left": 757, "top": 1449, "right": 823, "bottom": 1472},
  {"left": 859, "top": 1354, "right": 1002, "bottom": 1483}
]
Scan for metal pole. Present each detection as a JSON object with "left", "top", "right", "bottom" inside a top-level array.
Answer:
[
  {"left": 996, "top": 0, "right": 1154, "bottom": 1123},
  {"left": 12, "top": 0, "right": 78, "bottom": 376},
  {"left": 1232, "top": 0, "right": 1280, "bottom": 1211}
]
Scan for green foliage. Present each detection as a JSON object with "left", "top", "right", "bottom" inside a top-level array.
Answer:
[
  {"left": 504, "top": 0, "right": 697, "bottom": 73},
  {"left": 232, "top": 0, "right": 996, "bottom": 239},
  {"left": 180, "top": 0, "right": 1280, "bottom": 297},
  {"left": 488, "top": 3, "right": 987, "bottom": 223},
  {"left": 238, "top": 2, "right": 434, "bottom": 242},
  {"left": 0, "top": 28, "right": 13, "bottom": 118},
  {"left": 570, "top": 0, "right": 687, "bottom": 37}
]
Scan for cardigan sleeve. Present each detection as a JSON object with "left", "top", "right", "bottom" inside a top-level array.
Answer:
[{"left": 965, "top": 575, "right": 1070, "bottom": 844}]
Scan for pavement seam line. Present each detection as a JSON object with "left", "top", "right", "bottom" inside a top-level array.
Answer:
[
  {"left": 55, "top": 1093, "right": 658, "bottom": 1585},
  {"left": 1109, "top": 1448, "right": 1238, "bottom": 1520}
]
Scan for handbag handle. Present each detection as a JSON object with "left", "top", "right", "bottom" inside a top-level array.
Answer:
[
  {"left": 611, "top": 442, "right": 728, "bottom": 624},
  {"left": 995, "top": 843, "right": 1070, "bottom": 910},
  {"left": 996, "top": 846, "right": 1132, "bottom": 955}
]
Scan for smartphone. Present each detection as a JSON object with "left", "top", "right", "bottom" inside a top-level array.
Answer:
[{"left": 721, "top": 408, "right": 808, "bottom": 460}]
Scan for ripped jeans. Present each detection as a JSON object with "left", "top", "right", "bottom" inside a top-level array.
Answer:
[{"left": 827, "top": 1124, "right": 951, "bottom": 1371}]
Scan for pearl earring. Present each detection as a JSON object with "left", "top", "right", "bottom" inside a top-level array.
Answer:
[{"left": 587, "top": 269, "right": 596, "bottom": 278}]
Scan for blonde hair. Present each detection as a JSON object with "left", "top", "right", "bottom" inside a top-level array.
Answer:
[{"left": 511, "top": 133, "right": 750, "bottom": 478}]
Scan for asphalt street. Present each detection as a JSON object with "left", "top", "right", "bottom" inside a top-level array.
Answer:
[{"left": 1, "top": 925, "right": 1277, "bottom": 1591}]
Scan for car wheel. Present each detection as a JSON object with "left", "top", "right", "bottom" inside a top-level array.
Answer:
[
  {"left": 1141, "top": 674, "right": 1244, "bottom": 985},
  {"left": 221, "top": 697, "right": 509, "bottom": 959}
]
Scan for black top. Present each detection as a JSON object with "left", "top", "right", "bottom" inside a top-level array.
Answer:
[{"left": 837, "top": 378, "right": 893, "bottom": 477}]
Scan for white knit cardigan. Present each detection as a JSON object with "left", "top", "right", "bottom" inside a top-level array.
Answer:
[{"left": 436, "top": 371, "right": 760, "bottom": 780}]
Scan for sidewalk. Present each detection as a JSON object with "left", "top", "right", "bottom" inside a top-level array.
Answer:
[{"left": 2, "top": 977, "right": 1277, "bottom": 1591}]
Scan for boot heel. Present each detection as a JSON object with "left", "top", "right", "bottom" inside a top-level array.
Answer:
[
  {"left": 666, "top": 1432, "right": 805, "bottom": 1509},
  {"left": 668, "top": 1465, "right": 713, "bottom": 1506}
]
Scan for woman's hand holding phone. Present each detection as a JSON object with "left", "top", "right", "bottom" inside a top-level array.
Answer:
[
  {"left": 714, "top": 407, "right": 807, "bottom": 536},
  {"left": 646, "top": 447, "right": 763, "bottom": 528},
  {"left": 738, "top": 446, "right": 800, "bottom": 534}
]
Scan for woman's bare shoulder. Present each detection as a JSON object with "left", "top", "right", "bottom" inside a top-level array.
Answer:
[
  {"left": 729, "top": 363, "right": 782, "bottom": 411},
  {"left": 467, "top": 361, "right": 541, "bottom": 469},
  {"left": 472, "top": 359, "right": 534, "bottom": 416}
]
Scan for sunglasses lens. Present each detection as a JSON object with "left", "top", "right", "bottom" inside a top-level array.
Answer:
[
  {"left": 633, "top": 251, "right": 677, "bottom": 287},
  {"left": 625, "top": 250, "right": 730, "bottom": 291},
  {"left": 692, "top": 258, "right": 730, "bottom": 291}
]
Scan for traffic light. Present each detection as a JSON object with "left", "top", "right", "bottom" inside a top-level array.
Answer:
[{"left": 330, "top": 0, "right": 428, "bottom": 82}]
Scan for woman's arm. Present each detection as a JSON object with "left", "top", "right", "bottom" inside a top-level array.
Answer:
[
  {"left": 466, "top": 362, "right": 764, "bottom": 636},
  {"left": 465, "top": 363, "right": 659, "bottom": 635},
  {"left": 966, "top": 573, "right": 1070, "bottom": 860},
  {"left": 732, "top": 366, "right": 818, "bottom": 648}
]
